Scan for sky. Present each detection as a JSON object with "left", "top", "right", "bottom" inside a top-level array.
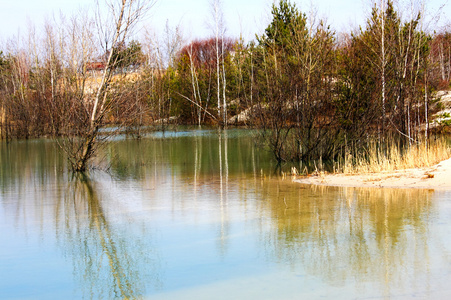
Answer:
[{"left": 0, "top": 0, "right": 449, "bottom": 44}]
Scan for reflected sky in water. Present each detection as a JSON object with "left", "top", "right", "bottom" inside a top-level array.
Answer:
[{"left": 1, "top": 130, "right": 451, "bottom": 299}]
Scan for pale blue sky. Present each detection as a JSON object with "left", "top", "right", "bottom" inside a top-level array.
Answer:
[{"left": 0, "top": 0, "right": 449, "bottom": 43}]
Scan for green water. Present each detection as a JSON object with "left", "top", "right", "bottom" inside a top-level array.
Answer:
[{"left": 1, "top": 129, "right": 451, "bottom": 299}]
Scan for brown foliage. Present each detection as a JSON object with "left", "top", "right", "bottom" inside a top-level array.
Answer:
[
  {"left": 178, "top": 37, "right": 235, "bottom": 69},
  {"left": 429, "top": 31, "right": 451, "bottom": 89}
]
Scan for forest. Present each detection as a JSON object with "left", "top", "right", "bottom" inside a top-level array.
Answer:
[{"left": 1, "top": 0, "right": 451, "bottom": 171}]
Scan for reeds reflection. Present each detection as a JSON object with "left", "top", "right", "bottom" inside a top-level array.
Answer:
[
  {"left": 252, "top": 180, "right": 438, "bottom": 295},
  {"left": 2, "top": 133, "right": 451, "bottom": 299},
  {"left": 104, "top": 133, "right": 447, "bottom": 297}
]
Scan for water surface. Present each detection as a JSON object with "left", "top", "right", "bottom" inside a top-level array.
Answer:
[{"left": 1, "top": 129, "right": 451, "bottom": 299}]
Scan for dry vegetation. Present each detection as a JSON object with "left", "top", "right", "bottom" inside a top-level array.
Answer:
[
  {"left": 336, "top": 137, "right": 451, "bottom": 174},
  {"left": 1, "top": 0, "right": 451, "bottom": 173}
]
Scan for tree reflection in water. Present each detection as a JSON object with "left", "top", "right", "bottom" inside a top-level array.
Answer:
[
  {"left": 254, "top": 180, "right": 437, "bottom": 296},
  {"left": 103, "top": 132, "right": 447, "bottom": 297},
  {"left": 3, "top": 134, "right": 450, "bottom": 299},
  {"left": 58, "top": 174, "right": 163, "bottom": 299}
]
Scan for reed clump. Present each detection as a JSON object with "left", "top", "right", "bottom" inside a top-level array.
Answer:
[{"left": 335, "top": 137, "right": 451, "bottom": 174}]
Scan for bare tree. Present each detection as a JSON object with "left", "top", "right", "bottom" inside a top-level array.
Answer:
[
  {"left": 62, "top": 0, "right": 155, "bottom": 172},
  {"left": 209, "top": 0, "right": 228, "bottom": 126},
  {"left": 142, "top": 22, "right": 183, "bottom": 129}
]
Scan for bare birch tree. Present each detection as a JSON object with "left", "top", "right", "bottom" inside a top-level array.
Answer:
[
  {"left": 209, "top": 0, "right": 227, "bottom": 126},
  {"left": 142, "top": 22, "right": 183, "bottom": 129},
  {"left": 62, "top": 0, "right": 155, "bottom": 172}
]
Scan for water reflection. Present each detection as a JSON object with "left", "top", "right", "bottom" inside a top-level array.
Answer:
[
  {"left": 61, "top": 174, "right": 162, "bottom": 299},
  {"left": 0, "top": 139, "right": 67, "bottom": 192},
  {"left": 1, "top": 140, "right": 162, "bottom": 298},
  {"left": 252, "top": 180, "right": 447, "bottom": 297},
  {"left": 102, "top": 132, "right": 450, "bottom": 297},
  {"left": 104, "top": 129, "right": 275, "bottom": 182},
  {"left": 2, "top": 132, "right": 451, "bottom": 299}
]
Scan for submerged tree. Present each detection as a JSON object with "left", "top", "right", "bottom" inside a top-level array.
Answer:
[
  {"left": 60, "top": 0, "right": 155, "bottom": 172},
  {"left": 253, "top": 0, "right": 338, "bottom": 162}
]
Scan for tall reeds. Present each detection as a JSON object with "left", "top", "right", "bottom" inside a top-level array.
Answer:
[{"left": 335, "top": 137, "right": 451, "bottom": 174}]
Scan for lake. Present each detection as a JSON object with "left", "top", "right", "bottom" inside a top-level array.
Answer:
[{"left": 1, "top": 129, "right": 451, "bottom": 299}]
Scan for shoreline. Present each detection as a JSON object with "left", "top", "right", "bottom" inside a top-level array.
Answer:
[{"left": 294, "top": 158, "right": 451, "bottom": 190}]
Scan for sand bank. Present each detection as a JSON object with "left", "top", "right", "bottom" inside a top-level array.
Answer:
[{"left": 294, "top": 158, "right": 451, "bottom": 190}]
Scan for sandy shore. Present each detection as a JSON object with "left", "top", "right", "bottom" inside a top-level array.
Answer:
[{"left": 294, "top": 158, "right": 451, "bottom": 190}]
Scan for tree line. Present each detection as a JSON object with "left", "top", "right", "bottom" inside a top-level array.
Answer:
[{"left": 1, "top": 0, "right": 451, "bottom": 170}]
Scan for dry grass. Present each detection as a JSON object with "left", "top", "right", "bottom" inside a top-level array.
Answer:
[{"left": 335, "top": 137, "right": 451, "bottom": 174}]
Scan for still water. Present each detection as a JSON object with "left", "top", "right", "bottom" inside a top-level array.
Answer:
[{"left": 1, "top": 129, "right": 451, "bottom": 299}]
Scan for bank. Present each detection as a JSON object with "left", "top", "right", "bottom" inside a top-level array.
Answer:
[{"left": 294, "top": 157, "right": 451, "bottom": 190}]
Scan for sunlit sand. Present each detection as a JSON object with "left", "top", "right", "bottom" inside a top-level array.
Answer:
[{"left": 295, "top": 158, "right": 451, "bottom": 190}]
